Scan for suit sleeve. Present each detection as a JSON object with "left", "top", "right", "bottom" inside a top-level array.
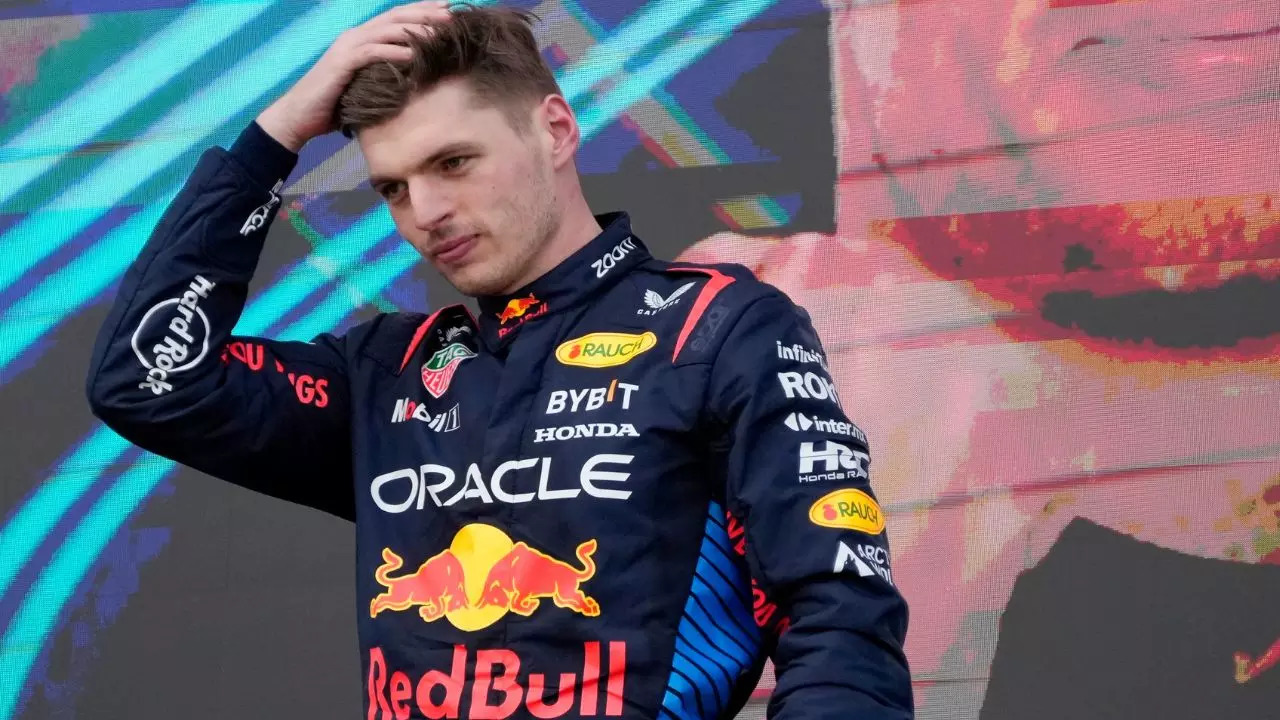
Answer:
[
  {"left": 86, "top": 122, "right": 355, "bottom": 521},
  {"left": 705, "top": 292, "right": 913, "bottom": 719}
]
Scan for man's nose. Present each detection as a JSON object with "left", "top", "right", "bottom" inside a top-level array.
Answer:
[{"left": 407, "top": 177, "right": 452, "bottom": 232}]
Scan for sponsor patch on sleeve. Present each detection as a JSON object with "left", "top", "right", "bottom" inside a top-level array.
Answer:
[{"left": 808, "top": 488, "right": 885, "bottom": 534}]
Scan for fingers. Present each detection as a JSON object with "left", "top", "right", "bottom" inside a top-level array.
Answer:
[
  {"left": 353, "top": 42, "right": 416, "bottom": 66},
  {"left": 328, "top": 2, "right": 449, "bottom": 74},
  {"left": 357, "top": 21, "right": 437, "bottom": 46},
  {"left": 346, "top": 1, "right": 450, "bottom": 49},
  {"left": 345, "top": 20, "right": 430, "bottom": 49},
  {"left": 380, "top": 1, "right": 452, "bottom": 27}
]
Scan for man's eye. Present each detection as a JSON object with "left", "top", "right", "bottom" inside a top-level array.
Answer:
[
  {"left": 441, "top": 156, "right": 470, "bottom": 172},
  {"left": 378, "top": 183, "right": 405, "bottom": 201}
]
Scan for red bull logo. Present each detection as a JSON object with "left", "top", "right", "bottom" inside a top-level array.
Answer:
[
  {"left": 498, "top": 293, "right": 542, "bottom": 324},
  {"left": 367, "top": 641, "right": 626, "bottom": 719},
  {"left": 496, "top": 294, "right": 548, "bottom": 338},
  {"left": 370, "top": 524, "right": 600, "bottom": 631}
]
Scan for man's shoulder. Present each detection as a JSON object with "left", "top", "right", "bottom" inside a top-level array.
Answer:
[
  {"left": 336, "top": 309, "right": 435, "bottom": 372},
  {"left": 627, "top": 257, "right": 802, "bottom": 364},
  {"left": 633, "top": 256, "right": 788, "bottom": 305}
]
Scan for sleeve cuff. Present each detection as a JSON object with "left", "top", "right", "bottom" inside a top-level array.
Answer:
[{"left": 227, "top": 121, "right": 299, "bottom": 192}]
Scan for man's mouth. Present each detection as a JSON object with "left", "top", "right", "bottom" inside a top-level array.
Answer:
[
  {"left": 883, "top": 193, "right": 1280, "bottom": 359},
  {"left": 431, "top": 234, "right": 478, "bottom": 264}
]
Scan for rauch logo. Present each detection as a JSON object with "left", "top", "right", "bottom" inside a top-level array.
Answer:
[
  {"left": 555, "top": 332, "right": 656, "bottom": 369},
  {"left": 808, "top": 488, "right": 885, "bottom": 534}
]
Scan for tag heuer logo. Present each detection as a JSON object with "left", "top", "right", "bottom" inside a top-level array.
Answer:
[{"left": 421, "top": 342, "right": 476, "bottom": 398}]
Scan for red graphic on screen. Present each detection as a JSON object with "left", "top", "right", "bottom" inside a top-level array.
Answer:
[{"left": 882, "top": 195, "right": 1280, "bottom": 362}]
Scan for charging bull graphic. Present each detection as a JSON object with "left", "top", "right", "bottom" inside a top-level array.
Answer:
[
  {"left": 370, "top": 524, "right": 600, "bottom": 631},
  {"left": 477, "top": 539, "right": 601, "bottom": 617},
  {"left": 370, "top": 547, "right": 469, "bottom": 622}
]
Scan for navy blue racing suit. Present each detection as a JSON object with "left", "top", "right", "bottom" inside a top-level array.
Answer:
[{"left": 86, "top": 122, "right": 912, "bottom": 719}]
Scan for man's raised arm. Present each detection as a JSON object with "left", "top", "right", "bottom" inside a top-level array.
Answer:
[{"left": 86, "top": 2, "right": 454, "bottom": 519}]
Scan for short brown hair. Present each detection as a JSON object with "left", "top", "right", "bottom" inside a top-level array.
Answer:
[{"left": 337, "top": 4, "right": 562, "bottom": 137}]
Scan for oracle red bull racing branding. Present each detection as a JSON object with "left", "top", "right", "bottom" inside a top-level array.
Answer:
[
  {"left": 371, "top": 524, "right": 600, "bottom": 629},
  {"left": 370, "top": 454, "right": 634, "bottom": 512},
  {"left": 497, "top": 293, "right": 548, "bottom": 338},
  {"left": 366, "top": 525, "right": 625, "bottom": 718},
  {"left": 367, "top": 641, "right": 626, "bottom": 719},
  {"left": 497, "top": 294, "right": 541, "bottom": 324}
]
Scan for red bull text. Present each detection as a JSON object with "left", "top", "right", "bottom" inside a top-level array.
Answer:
[
  {"left": 497, "top": 294, "right": 548, "bottom": 338},
  {"left": 367, "top": 641, "right": 626, "bottom": 719}
]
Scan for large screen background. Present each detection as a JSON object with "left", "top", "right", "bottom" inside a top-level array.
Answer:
[{"left": 1, "top": 0, "right": 1278, "bottom": 718}]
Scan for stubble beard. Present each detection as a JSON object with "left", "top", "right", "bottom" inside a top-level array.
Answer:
[{"left": 449, "top": 164, "right": 561, "bottom": 298}]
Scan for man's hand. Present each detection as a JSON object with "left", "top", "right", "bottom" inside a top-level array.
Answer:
[{"left": 256, "top": 1, "right": 452, "bottom": 152}]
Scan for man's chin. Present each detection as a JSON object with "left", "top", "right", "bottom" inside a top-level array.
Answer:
[{"left": 435, "top": 264, "right": 508, "bottom": 298}]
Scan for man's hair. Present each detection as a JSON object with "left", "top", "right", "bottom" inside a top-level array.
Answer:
[{"left": 338, "top": 4, "right": 562, "bottom": 137}]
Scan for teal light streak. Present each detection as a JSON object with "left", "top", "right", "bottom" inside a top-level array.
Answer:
[
  {"left": 0, "top": 228, "right": 412, "bottom": 719},
  {"left": 0, "top": 206, "right": 396, "bottom": 607},
  {"left": 576, "top": 0, "right": 782, "bottom": 139},
  {"left": 280, "top": 234, "right": 414, "bottom": 343},
  {"left": 555, "top": 0, "right": 712, "bottom": 101},
  {"left": 559, "top": 0, "right": 732, "bottom": 165},
  {"left": 0, "top": 203, "right": 170, "bottom": 370},
  {"left": 0, "top": 1, "right": 274, "bottom": 204},
  {"left": 0, "top": 251, "right": 389, "bottom": 720},
  {"left": 0, "top": 1, "right": 406, "bottom": 295}
]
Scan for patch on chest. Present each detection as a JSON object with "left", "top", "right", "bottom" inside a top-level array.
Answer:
[
  {"left": 421, "top": 340, "right": 476, "bottom": 398},
  {"left": 554, "top": 331, "right": 657, "bottom": 368}
]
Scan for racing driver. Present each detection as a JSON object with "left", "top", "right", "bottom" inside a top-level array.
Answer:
[{"left": 85, "top": 3, "right": 911, "bottom": 718}]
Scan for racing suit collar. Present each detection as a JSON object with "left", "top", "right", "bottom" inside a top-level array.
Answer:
[{"left": 477, "top": 212, "right": 649, "bottom": 348}]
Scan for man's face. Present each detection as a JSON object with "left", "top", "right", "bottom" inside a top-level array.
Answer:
[{"left": 359, "top": 78, "right": 559, "bottom": 297}]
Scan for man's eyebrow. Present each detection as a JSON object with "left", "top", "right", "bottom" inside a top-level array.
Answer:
[{"left": 368, "top": 142, "right": 482, "bottom": 186}]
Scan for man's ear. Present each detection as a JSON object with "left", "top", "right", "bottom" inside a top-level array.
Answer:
[{"left": 538, "top": 94, "right": 580, "bottom": 171}]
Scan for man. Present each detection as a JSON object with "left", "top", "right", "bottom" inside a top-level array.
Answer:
[{"left": 85, "top": 3, "right": 911, "bottom": 718}]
